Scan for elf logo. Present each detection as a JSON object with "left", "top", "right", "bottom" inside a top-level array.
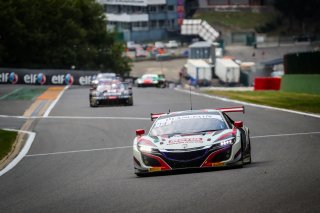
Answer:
[
  {"left": 37, "top": 73, "right": 46, "bottom": 85},
  {"left": 51, "top": 74, "right": 74, "bottom": 85},
  {"left": 24, "top": 73, "right": 46, "bottom": 84},
  {"left": 65, "top": 73, "right": 74, "bottom": 85},
  {"left": 79, "top": 76, "right": 93, "bottom": 85},
  {"left": 0, "top": 73, "right": 9, "bottom": 83},
  {"left": 9, "top": 72, "right": 19, "bottom": 84}
]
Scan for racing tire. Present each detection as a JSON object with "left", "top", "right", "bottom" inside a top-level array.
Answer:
[
  {"left": 244, "top": 132, "right": 252, "bottom": 165},
  {"left": 126, "top": 97, "right": 133, "bottom": 106},
  {"left": 135, "top": 173, "right": 149, "bottom": 177},
  {"left": 161, "top": 82, "right": 167, "bottom": 88},
  {"left": 238, "top": 140, "right": 244, "bottom": 168},
  {"left": 90, "top": 99, "right": 98, "bottom": 107}
]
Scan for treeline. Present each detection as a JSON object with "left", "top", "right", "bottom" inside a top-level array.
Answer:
[
  {"left": 0, "top": 0, "right": 131, "bottom": 75},
  {"left": 274, "top": 0, "right": 320, "bottom": 34}
]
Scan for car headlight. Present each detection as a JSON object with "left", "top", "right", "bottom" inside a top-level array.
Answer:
[
  {"left": 219, "top": 138, "right": 235, "bottom": 146},
  {"left": 138, "top": 144, "right": 158, "bottom": 153},
  {"left": 121, "top": 89, "right": 130, "bottom": 95},
  {"left": 92, "top": 91, "right": 102, "bottom": 96}
]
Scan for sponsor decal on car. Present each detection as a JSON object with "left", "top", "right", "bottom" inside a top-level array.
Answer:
[
  {"left": 155, "top": 114, "right": 223, "bottom": 128},
  {"left": 168, "top": 137, "right": 203, "bottom": 145},
  {"left": 212, "top": 162, "right": 225, "bottom": 167},
  {"left": 148, "top": 167, "right": 162, "bottom": 172}
]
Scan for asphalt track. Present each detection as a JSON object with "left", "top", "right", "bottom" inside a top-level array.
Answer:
[{"left": 0, "top": 85, "right": 320, "bottom": 213}]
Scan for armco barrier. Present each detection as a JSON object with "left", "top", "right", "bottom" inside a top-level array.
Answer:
[
  {"left": 254, "top": 77, "right": 281, "bottom": 91},
  {"left": 281, "top": 74, "right": 320, "bottom": 94},
  {"left": 0, "top": 68, "right": 99, "bottom": 85}
]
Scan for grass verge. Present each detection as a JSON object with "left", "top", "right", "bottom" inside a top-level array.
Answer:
[
  {"left": 0, "top": 129, "right": 17, "bottom": 161},
  {"left": 194, "top": 11, "right": 278, "bottom": 30},
  {"left": 0, "top": 87, "right": 47, "bottom": 100},
  {"left": 204, "top": 90, "right": 320, "bottom": 114}
]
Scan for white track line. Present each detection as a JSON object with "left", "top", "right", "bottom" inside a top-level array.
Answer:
[
  {"left": 24, "top": 131, "right": 320, "bottom": 158},
  {"left": 251, "top": 131, "right": 320, "bottom": 139},
  {"left": 25, "top": 145, "right": 132, "bottom": 157},
  {"left": 0, "top": 129, "right": 36, "bottom": 177},
  {"left": 175, "top": 88, "right": 320, "bottom": 119},
  {"left": 46, "top": 116, "right": 149, "bottom": 120},
  {"left": 0, "top": 115, "right": 27, "bottom": 119},
  {"left": 0, "top": 115, "right": 149, "bottom": 120},
  {"left": 43, "top": 85, "right": 69, "bottom": 117},
  {"left": 0, "top": 88, "right": 23, "bottom": 100}
]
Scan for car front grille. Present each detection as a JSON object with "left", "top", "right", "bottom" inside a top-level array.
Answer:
[{"left": 161, "top": 149, "right": 208, "bottom": 162}]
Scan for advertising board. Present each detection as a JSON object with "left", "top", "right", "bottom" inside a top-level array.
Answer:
[{"left": 0, "top": 68, "right": 99, "bottom": 85}]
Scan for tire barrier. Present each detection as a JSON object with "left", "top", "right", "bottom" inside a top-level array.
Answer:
[{"left": 254, "top": 77, "right": 281, "bottom": 91}]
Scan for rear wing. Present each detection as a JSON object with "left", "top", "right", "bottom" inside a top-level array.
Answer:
[
  {"left": 150, "top": 106, "right": 244, "bottom": 121},
  {"left": 216, "top": 106, "right": 245, "bottom": 114},
  {"left": 150, "top": 113, "right": 165, "bottom": 121}
]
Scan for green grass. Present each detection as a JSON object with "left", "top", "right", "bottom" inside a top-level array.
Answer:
[
  {"left": 0, "top": 87, "right": 47, "bottom": 100},
  {"left": 0, "top": 129, "right": 17, "bottom": 161},
  {"left": 194, "top": 11, "right": 278, "bottom": 30},
  {"left": 204, "top": 90, "right": 320, "bottom": 113}
]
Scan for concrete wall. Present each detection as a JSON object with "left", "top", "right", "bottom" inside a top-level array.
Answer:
[{"left": 281, "top": 75, "right": 320, "bottom": 94}]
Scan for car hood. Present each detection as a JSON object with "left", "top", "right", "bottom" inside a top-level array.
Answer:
[{"left": 139, "top": 129, "right": 236, "bottom": 150}]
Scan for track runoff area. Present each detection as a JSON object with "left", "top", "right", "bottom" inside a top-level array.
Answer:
[{"left": 1, "top": 85, "right": 319, "bottom": 173}]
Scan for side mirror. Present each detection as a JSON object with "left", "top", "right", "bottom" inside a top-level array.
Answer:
[
  {"left": 234, "top": 121, "right": 243, "bottom": 128},
  {"left": 136, "top": 129, "right": 145, "bottom": 136}
]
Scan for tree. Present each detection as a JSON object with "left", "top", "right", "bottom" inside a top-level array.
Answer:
[
  {"left": 0, "top": 0, "right": 131, "bottom": 75},
  {"left": 274, "top": 0, "right": 320, "bottom": 33}
]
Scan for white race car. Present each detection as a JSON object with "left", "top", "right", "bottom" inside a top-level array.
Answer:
[{"left": 133, "top": 106, "right": 251, "bottom": 176}]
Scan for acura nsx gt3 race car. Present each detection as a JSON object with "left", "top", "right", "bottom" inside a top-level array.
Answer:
[
  {"left": 133, "top": 106, "right": 251, "bottom": 176},
  {"left": 89, "top": 79, "right": 133, "bottom": 107},
  {"left": 136, "top": 74, "right": 166, "bottom": 88}
]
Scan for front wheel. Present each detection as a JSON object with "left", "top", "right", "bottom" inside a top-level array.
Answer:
[
  {"left": 125, "top": 97, "right": 133, "bottom": 106},
  {"left": 244, "top": 133, "right": 252, "bottom": 164},
  {"left": 90, "top": 99, "right": 98, "bottom": 107}
]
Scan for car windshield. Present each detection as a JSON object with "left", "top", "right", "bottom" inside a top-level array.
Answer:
[
  {"left": 96, "top": 73, "right": 116, "bottom": 80},
  {"left": 96, "top": 82, "right": 124, "bottom": 91},
  {"left": 149, "top": 112, "right": 228, "bottom": 136},
  {"left": 142, "top": 75, "right": 157, "bottom": 80}
]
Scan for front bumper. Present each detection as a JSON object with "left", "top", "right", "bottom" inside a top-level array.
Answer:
[
  {"left": 133, "top": 142, "right": 242, "bottom": 174},
  {"left": 91, "top": 95, "right": 132, "bottom": 101}
]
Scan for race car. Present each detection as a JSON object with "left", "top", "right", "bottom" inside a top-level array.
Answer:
[
  {"left": 89, "top": 79, "right": 133, "bottom": 107},
  {"left": 133, "top": 106, "right": 251, "bottom": 176},
  {"left": 136, "top": 74, "right": 166, "bottom": 88}
]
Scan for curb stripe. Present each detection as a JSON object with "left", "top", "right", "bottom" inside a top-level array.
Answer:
[{"left": 43, "top": 85, "right": 69, "bottom": 117}]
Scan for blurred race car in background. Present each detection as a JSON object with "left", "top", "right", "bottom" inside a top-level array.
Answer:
[
  {"left": 133, "top": 106, "right": 251, "bottom": 176},
  {"left": 89, "top": 79, "right": 133, "bottom": 107},
  {"left": 136, "top": 74, "right": 167, "bottom": 88}
]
